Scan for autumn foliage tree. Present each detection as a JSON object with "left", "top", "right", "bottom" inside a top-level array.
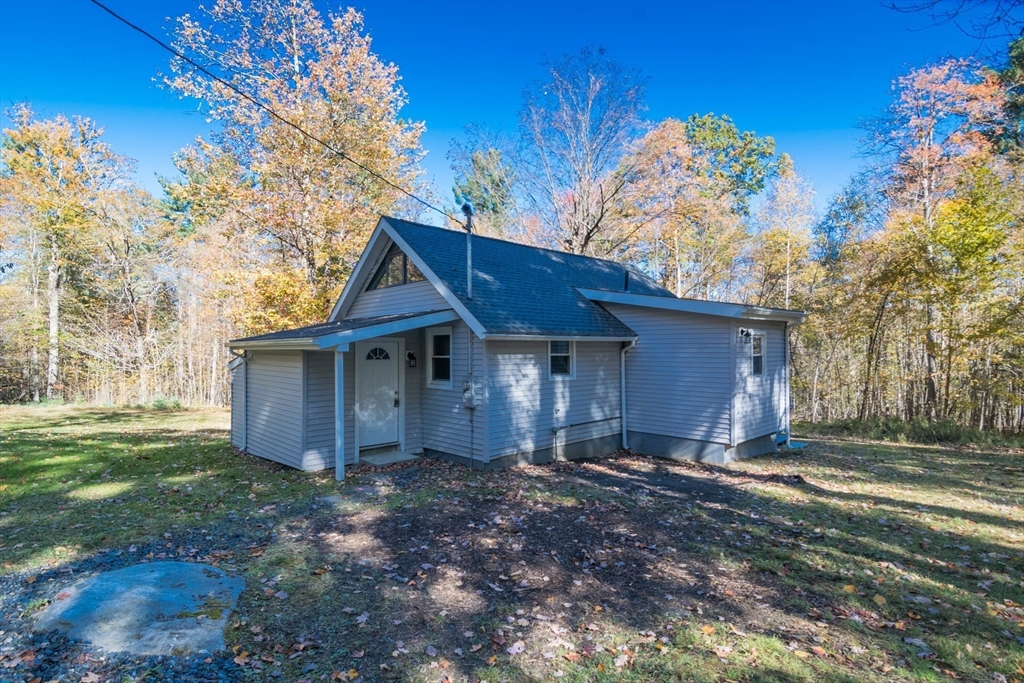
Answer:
[
  {"left": 164, "top": 0, "right": 425, "bottom": 329},
  {"left": 0, "top": 104, "right": 125, "bottom": 400}
]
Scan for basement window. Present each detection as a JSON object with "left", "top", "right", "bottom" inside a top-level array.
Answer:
[
  {"left": 752, "top": 334, "right": 765, "bottom": 376},
  {"left": 549, "top": 341, "right": 575, "bottom": 379},
  {"left": 367, "top": 244, "right": 426, "bottom": 290}
]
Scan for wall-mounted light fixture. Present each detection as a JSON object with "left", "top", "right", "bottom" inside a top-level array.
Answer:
[
  {"left": 738, "top": 328, "right": 752, "bottom": 344},
  {"left": 407, "top": 351, "right": 417, "bottom": 368}
]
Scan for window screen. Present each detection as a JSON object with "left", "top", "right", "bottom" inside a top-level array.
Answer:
[
  {"left": 431, "top": 333, "right": 451, "bottom": 383},
  {"left": 550, "top": 341, "right": 573, "bottom": 377},
  {"left": 752, "top": 335, "right": 764, "bottom": 376}
]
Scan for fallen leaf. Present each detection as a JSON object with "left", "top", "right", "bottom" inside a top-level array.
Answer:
[
  {"left": 873, "top": 594, "right": 887, "bottom": 606},
  {"left": 843, "top": 584, "right": 856, "bottom": 593},
  {"left": 701, "top": 624, "right": 715, "bottom": 635},
  {"left": 507, "top": 640, "right": 526, "bottom": 655}
]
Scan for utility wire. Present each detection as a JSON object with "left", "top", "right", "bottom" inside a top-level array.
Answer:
[{"left": 89, "top": 0, "right": 459, "bottom": 225}]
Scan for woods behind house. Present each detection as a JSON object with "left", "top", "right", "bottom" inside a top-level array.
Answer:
[{"left": 1, "top": 0, "right": 1022, "bottom": 434}]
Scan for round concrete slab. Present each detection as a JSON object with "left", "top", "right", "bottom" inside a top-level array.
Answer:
[{"left": 34, "top": 562, "right": 245, "bottom": 656}]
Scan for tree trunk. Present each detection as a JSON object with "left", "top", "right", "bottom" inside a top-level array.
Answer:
[
  {"left": 46, "top": 232, "right": 61, "bottom": 400},
  {"left": 924, "top": 304, "right": 939, "bottom": 421}
]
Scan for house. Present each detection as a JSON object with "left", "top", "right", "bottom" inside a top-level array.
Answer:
[{"left": 227, "top": 217, "right": 807, "bottom": 479}]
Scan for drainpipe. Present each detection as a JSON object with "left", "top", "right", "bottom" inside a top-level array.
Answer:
[
  {"left": 620, "top": 339, "right": 637, "bottom": 450},
  {"left": 784, "top": 321, "right": 792, "bottom": 448}
]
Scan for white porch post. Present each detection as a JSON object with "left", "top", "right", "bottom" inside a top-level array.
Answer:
[{"left": 335, "top": 347, "right": 346, "bottom": 480}]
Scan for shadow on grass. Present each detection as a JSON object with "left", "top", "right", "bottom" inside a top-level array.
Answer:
[
  {"left": 227, "top": 445, "right": 1021, "bottom": 682},
  {"left": 3, "top": 408, "right": 1021, "bottom": 682}
]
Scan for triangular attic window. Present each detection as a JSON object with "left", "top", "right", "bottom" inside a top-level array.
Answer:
[{"left": 367, "top": 243, "right": 426, "bottom": 290}]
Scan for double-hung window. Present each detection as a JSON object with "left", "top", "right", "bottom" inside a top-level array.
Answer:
[
  {"left": 427, "top": 327, "right": 452, "bottom": 388},
  {"left": 752, "top": 334, "right": 765, "bottom": 376},
  {"left": 549, "top": 340, "right": 575, "bottom": 379}
]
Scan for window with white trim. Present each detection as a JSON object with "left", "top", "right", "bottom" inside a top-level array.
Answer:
[
  {"left": 427, "top": 327, "right": 452, "bottom": 388},
  {"left": 549, "top": 340, "right": 575, "bottom": 379},
  {"left": 752, "top": 334, "right": 765, "bottom": 376}
]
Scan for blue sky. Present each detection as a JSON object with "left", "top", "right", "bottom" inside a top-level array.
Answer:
[{"left": 0, "top": 0, "right": 997, "bottom": 216}]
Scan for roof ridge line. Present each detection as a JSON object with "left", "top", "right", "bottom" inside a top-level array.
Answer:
[{"left": 382, "top": 216, "right": 660, "bottom": 278}]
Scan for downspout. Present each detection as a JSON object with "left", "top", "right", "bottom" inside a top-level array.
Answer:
[
  {"left": 784, "top": 321, "right": 792, "bottom": 448},
  {"left": 230, "top": 350, "right": 247, "bottom": 451},
  {"left": 620, "top": 339, "right": 637, "bottom": 450}
]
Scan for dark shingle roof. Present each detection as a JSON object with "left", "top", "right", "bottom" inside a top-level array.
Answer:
[
  {"left": 386, "top": 218, "right": 674, "bottom": 337},
  {"left": 231, "top": 310, "right": 447, "bottom": 343}
]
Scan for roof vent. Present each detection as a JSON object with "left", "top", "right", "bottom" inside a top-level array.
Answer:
[{"left": 624, "top": 269, "right": 630, "bottom": 292}]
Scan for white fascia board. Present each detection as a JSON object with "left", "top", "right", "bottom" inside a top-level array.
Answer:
[
  {"left": 485, "top": 334, "right": 638, "bottom": 342},
  {"left": 328, "top": 219, "right": 389, "bottom": 322},
  {"left": 740, "top": 307, "right": 808, "bottom": 324},
  {"left": 380, "top": 219, "right": 489, "bottom": 339},
  {"left": 315, "top": 309, "right": 459, "bottom": 349},
  {"left": 225, "top": 340, "right": 319, "bottom": 350},
  {"left": 578, "top": 288, "right": 807, "bottom": 324}
]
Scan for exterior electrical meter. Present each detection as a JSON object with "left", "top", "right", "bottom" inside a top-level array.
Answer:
[{"left": 462, "top": 379, "right": 478, "bottom": 409}]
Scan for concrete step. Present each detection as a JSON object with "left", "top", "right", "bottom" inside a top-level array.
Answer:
[{"left": 360, "top": 450, "right": 420, "bottom": 466}]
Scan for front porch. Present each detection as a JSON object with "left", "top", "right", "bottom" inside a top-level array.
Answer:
[{"left": 228, "top": 308, "right": 486, "bottom": 478}]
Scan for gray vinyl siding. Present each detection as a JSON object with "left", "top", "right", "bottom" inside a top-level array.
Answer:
[
  {"left": 734, "top": 321, "right": 787, "bottom": 443},
  {"left": 487, "top": 341, "right": 621, "bottom": 459},
  {"left": 399, "top": 330, "right": 425, "bottom": 454},
  {"left": 230, "top": 359, "right": 245, "bottom": 449},
  {"left": 343, "top": 351, "right": 355, "bottom": 463},
  {"left": 421, "top": 319, "right": 486, "bottom": 462},
  {"left": 347, "top": 279, "right": 449, "bottom": 319},
  {"left": 303, "top": 352, "right": 335, "bottom": 470},
  {"left": 603, "top": 303, "right": 732, "bottom": 445},
  {"left": 245, "top": 351, "right": 304, "bottom": 469}
]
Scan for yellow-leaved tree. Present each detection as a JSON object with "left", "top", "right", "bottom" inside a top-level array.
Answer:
[
  {"left": 163, "top": 0, "right": 426, "bottom": 332},
  {"left": 0, "top": 104, "right": 125, "bottom": 400}
]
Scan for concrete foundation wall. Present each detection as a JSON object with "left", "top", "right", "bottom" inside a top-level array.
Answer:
[
  {"left": 627, "top": 430, "right": 778, "bottom": 465},
  {"left": 426, "top": 432, "right": 622, "bottom": 471}
]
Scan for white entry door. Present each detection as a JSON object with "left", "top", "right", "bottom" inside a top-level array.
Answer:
[{"left": 356, "top": 341, "right": 401, "bottom": 447}]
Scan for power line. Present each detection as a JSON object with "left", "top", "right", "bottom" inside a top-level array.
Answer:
[{"left": 88, "top": 0, "right": 459, "bottom": 225}]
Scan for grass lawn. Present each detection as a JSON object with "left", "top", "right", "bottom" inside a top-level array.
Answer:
[{"left": 1, "top": 405, "right": 1022, "bottom": 682}]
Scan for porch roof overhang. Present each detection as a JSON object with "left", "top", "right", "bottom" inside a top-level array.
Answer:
[
  {"left": 577, "top": 289, "right": 809, "bottom": 324},
  {"left": 227, "top": 309, "right": 460, "bottom": 351}
]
